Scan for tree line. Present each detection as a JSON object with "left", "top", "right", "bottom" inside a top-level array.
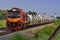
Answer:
[
  {"left": 27, "top": 11, "right": 37, "bottom": 15},
  {"left": 0, "top": 10, "right": 6, "bottom": 20}
]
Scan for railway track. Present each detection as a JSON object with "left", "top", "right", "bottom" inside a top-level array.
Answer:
[
  {"left": 0, "top": 28, "right": 13, "bottom": 36},
  {"left": 0, "top": 22, "right": 54, "bottom": 36}
]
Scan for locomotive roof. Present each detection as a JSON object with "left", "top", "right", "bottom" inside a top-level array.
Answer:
[{"left": 8, "top": 7, "right": 22, "bottom": 11}]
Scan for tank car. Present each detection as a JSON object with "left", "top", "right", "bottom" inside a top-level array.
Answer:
[{"left": 27, "top": 14, "right": 33, "bottom": 25}]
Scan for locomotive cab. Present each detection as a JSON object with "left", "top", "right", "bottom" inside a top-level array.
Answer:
[{"left": 6, "top": 8, "right": 28, "bottom": 31}]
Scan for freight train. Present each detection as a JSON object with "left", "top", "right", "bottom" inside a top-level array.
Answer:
[{"left": 6, "top": 8, "right": 56, "bottom": 31}]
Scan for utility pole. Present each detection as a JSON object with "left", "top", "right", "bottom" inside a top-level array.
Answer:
[{"left": 54, "top": 13, "right": 57, "bottom": 20}]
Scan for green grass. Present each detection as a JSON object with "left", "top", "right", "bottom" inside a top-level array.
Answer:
[
  {"left": 54, "top": 19, "right": 60, "bottom": 25},
  {"left": 0, "top": 20, "right": 6, "bottom": 28},
  {"left": 34, "top": 25, "right": 56, "bottom": 40},
  {"left": 9, "top": 32, "right": 29, "bottom": 40}
]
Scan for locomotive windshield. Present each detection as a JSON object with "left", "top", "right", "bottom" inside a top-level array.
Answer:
[{"left": 8, "top": 11, "right": 20, "bottom": 18}]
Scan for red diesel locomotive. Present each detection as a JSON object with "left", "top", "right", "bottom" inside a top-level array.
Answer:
[{"left": 6, "top": 8, "right": 28, "bottom": 31}]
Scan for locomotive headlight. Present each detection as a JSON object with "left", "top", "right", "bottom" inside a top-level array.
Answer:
[{"left": 13, "top": 9, "right": 16, "bottom": 11}]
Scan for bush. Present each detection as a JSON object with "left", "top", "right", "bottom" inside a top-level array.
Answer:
[
  {"left": 54, "top": 19, "right": 60, "bottom": 25},
  {"left": 0, "top": 20, "right": 6, "bottom": 28},
  {"left": 0, "top": 10, "right": 6, "bottom": 20}
]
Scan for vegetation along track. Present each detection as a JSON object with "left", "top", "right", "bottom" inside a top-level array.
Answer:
[{"left": 0, "top": 22, "right": 53, "bottom": 36}]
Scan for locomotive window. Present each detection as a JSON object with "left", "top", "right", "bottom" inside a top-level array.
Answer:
[{"left": 8, "top": 11, "right": 20, "bottom": 18}]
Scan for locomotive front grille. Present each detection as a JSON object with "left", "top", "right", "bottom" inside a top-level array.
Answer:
[
  {"left": 11, "top": 22, "right": 16, "bottom": 27},
  {"left": 7, "top": 22, "right": 21, "bottom": 27}
]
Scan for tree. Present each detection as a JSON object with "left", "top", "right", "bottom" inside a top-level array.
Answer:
[
  {"left": 0, "top": 10, "right": 6, "bottom": 20},
  {"left": 27, "top": 10, "right": 37, "bottom": 15},
  {"left": 32, "top": 11, "right": 37, "bottom": 15}
]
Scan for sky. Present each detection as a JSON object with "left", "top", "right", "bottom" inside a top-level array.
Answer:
[{"left": 0, "top": 0, "right": 60, "bottom": 16}]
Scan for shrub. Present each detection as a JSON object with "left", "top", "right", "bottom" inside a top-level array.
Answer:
[
  {"left": 0, "top": 20, "right": 6, "bottom": 28},
  {"left": 0, "top": 10, "right": 6, "bottom": 20},
  {"left": 54, "top": 19, "right": 60, "bottom": 25}
]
